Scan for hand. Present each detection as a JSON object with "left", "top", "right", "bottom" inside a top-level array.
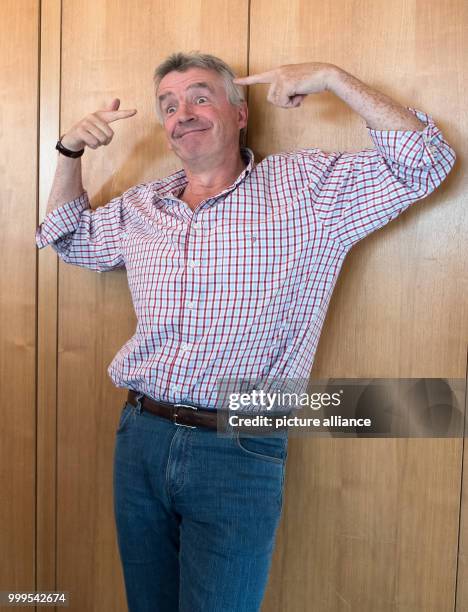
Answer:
[
  {"left": 233, "top": 62, "right": 335, "bottom": 108},
  {"left": 60, "top": 98, "right": 137, "bottom": 151}
]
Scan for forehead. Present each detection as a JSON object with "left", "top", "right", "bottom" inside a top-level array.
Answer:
[{"left": 157, "top": 67, "right": 224, "bottom": 96}]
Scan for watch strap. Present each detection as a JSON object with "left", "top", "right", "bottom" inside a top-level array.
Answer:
[{"left": 55, "top": 136, "right": 85, "bottom": 158}]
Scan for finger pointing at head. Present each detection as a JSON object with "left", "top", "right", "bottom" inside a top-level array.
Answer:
[{"left": 233, "top": 71, "right": 275, "bottom": 85}]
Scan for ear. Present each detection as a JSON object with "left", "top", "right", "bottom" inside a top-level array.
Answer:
[{"left": 238, "top": 100, "right": 248, "bottom": 129}]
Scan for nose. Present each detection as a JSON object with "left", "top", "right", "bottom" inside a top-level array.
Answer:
[{"left": 175, "top": 100, "right": 197, "bottom": 122}]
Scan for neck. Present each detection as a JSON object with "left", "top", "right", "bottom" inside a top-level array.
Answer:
[{"left": 182, "top": 148, "right": 246, "bottom": 200}]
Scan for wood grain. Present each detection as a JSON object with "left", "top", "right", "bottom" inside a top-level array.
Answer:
[
  {"left": 37, "top": 0, "right": 61, "bottom": 593},
  {"left": 27, "top": 0, "right": 468, "bottom": 610},
  {"left": 246, "top": 1, "right": 467, "bottom": 610},
  {"left": 0, "top": 0, "right": 39, "bottom": 603},
  {"left": 56, "top": 1, "right": 248, "bottom": 609}
]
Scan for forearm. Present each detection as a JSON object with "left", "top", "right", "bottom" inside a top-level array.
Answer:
[
  {"left": 326, "top": 66, "right": 425, "bottom": 131},
  {"left": 44, "top": 154, "right": 85, "bottom": 218}
]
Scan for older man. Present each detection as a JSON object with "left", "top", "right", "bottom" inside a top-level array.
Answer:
[{"left": 36, "top": 52, "right": 455, "bottom": 612}]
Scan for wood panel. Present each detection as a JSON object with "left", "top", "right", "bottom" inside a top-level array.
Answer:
[
  {"left": 37, "top": 0, "right": 61, "bottom": 594},
  {"left": 27, "top": 0, "right": 467, "bottom": 610},
  {"left": 57, "top": 1, "right": 249, "bottom": 609},
  {"left": 458, "top": 366, "right": 468, "bottom": 612},
  {"left": 0, "top": 1, "right": 39, "bottom": 607},
  {"left": 246, "top": 1, "right": 467, "bottom": 611}
]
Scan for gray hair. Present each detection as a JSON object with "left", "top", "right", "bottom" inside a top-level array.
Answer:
[{"left": 153, "top": 51, "right": 247, "bottom": 146}]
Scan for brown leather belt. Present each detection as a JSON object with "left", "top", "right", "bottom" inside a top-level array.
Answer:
[
  {"left": 126, "top": 390, "right": 290, "bottom": 432},
  {"left": 127, "top": 390, "right": 219, "bottom": 429}
]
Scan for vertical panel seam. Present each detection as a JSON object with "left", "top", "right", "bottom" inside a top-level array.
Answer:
[
  {"left": 453, "top": 346, "right": 468, "bottom": 611},
  {"left": 247, "top": 0, "right": 251, "bottom": 78},
  {"left": 35, "top": 0, "right": 42, "bottom": 601},
  {"left": 246, "top": 0, "right": 251, "bottom": 143},
  {"left": 55, "top": 0, "right": 63, "bottom": 600}
]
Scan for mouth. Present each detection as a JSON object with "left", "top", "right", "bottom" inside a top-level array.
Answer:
[{"left": 176, "top": 127, "right": 210, "bottom": 139}]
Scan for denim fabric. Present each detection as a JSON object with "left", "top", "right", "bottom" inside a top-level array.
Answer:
[{"left": 112, "top": 400, "right": 288, "bottom": 612}]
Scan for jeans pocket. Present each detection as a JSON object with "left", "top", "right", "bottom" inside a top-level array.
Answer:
[
  {"left": 116, "top": 402, "right": 134, "bottom": 434},
  {"left": 235, "top": 431, "right": 288, "bottom": 464}
]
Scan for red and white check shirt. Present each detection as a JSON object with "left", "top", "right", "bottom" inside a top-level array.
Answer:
[{"left": 36, "top": 108, "right": 455, "bottom": 409}]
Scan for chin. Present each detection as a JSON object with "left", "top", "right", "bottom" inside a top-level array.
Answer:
[{"left": 177, "top": 142, "right": 215, "bottom": 160}]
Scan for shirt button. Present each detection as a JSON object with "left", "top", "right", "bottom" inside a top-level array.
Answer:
[
  {"left": 172, "top": 384, "right": 180, "bottom": 392},
  {"left": 188, "top": 260, "right": 198, "bottom": 268},
  {"left": 180, "top": 343, "right": 191, "bottom": 352},
  {"left": 187, "top": 301, "right": 195, "bottom": 309},
  {"left": 423, "top": 133, "right": 433, "bottom": 145}
]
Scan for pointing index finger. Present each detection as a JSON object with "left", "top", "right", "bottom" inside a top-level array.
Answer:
[
  {"left": 98, "top": 109, "right": 137, "bottom": 123},
  {"left": 233, "top": 71, "right": 275, "bottom": 85}
]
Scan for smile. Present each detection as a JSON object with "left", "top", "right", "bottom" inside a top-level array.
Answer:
[{"left": 177, "top": 128, "right": 209, "bottom": 139}]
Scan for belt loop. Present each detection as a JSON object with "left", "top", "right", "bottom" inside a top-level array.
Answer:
[{"left": 134, "top": 392, "right": 145, "bottom": 415}]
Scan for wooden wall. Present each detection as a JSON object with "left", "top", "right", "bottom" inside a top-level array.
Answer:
[
  {"left": 1, "top": 0, "right": 39, "bottom": 605},
  {"left": 1, "top": 0, "right": 466, "bottom": 610}
]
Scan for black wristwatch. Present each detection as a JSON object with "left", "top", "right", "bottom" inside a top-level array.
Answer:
[{"left": 55, "top": 135, "right": 85, "bottom": 158}]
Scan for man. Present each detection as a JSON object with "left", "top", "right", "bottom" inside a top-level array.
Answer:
[{"left": 36, "top": 52, "right": 455, "bottom": 612}]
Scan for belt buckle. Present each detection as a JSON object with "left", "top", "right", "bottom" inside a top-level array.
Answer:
[
  {"left": 173, "top": 403, "right": 198, "bottom": 428},
  {"left": 133, "top": 392, "right": 145, "bottom": 414}
]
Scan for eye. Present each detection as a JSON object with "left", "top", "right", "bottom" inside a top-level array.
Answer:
[
  {"left": 165, "top": 105, "right": 176, "bottom": 115},
  {"left": 196, "top": 96, "right": 208, "bottom": 104}
]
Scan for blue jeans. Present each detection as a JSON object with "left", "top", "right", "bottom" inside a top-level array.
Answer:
[{"left": 112, "top": 399, "right": 289, "bottom": 612}]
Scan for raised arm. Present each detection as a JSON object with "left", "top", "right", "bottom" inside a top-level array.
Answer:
[
  {"left": 36, "top": 98, "right": 137, "bottom": 272},
  {"left": 233, "top": 62, "right": 425, "bottom": 131},
  {"left": 234, "top": 63, "right": 455, "bottom": 248},
  {"left": 43, "top": 98, "right": 137, "bottom": 218}
]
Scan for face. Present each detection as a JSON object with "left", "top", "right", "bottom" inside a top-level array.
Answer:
[{"left": 156, "top": 67, "right": 248, "bottom": 163}]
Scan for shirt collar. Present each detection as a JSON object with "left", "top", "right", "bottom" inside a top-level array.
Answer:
[{"left": 152, "top": 146, "right": 255, "bottom": 202}]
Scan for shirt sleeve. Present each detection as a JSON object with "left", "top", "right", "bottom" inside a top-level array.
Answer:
[
  {"left": 295, "top": 107, "right": 456, "bottom": 249},
  {"left": 35, "top": 190, "right": 127, "bottom": 272}
]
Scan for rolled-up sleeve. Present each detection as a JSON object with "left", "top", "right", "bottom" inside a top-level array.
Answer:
[
  {"left": 297, "top": 107, "right": 456, "bottom": 248},
  {"left": 367, "top": 108, "right": 450, "bottom": 170},
  {"left": 35, "top": 190, "right": 126, "bottom": 272}
]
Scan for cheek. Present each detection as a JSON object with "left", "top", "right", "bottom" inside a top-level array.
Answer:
[
  {"left": 220, "top": 108, "right": 240, "bottom": 130},
  {"left": 162, "top": 123, "right": 174, "bottom": 148},
  {"left": 163, "top": 117, "right": 173, "bottom": 131},
  {"left": 163, "top": 119, "right": 177, "bottom": 141}
]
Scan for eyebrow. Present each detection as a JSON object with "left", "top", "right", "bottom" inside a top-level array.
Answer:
[{"left": 158, "top": 81, "right": 215, "bottom": 105}]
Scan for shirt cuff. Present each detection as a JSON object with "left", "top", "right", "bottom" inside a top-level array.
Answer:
[
  {"left": 367, "top": 107, "right": 443, "bottom": 168},
  {"left": 35, "top": 192, "right": 90, "bottom": 248}
]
